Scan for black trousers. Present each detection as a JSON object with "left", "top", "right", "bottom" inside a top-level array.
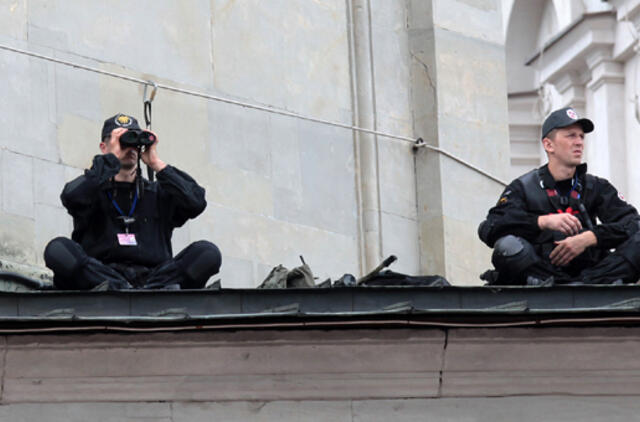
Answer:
[
  {"left": 44, "top": 237, "right": 222, "bottom": 290},
  {"left": 493, "top": 232, "right": 640, "bottom": 285}
]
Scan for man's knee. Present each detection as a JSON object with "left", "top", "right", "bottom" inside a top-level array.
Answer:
[
  {"left": 618, "top": 230, "right": 640, "bottom": 272},
  {"left": 492, "top": 235, "right": 539, "bottom": 275},
  {"left": 43, "top": 237, "right": 87, "bottom": 278},
  {"left": 178, "top": 240, "right": 222, "bottom": 287}
]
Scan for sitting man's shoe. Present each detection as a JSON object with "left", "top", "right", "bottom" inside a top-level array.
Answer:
[{"left": 526, "top": 275, "right": 554, "bottom": 287}]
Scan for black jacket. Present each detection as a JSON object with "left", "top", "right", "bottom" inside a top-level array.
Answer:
[
  {"left": 61, "top": 154, "right": 206, "bottom": 267},
  {"left": 479, "top": 163, "right": 639, "bottom": 250}
]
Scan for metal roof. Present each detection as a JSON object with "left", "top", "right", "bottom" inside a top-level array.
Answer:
[{"left": 1, "top": 285, "right": 640, "bottom": 333}]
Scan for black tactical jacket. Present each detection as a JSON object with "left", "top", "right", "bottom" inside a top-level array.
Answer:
[
  {"left": 479, "top": 163, "right": 639, "bottom": 250},
  {"left": 61, "top": 153, "right": 206, "bottom": 267}
]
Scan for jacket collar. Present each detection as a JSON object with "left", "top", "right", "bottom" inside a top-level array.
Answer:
[{"left": 539, "top": 163, "right": 587, "bottom": 189}]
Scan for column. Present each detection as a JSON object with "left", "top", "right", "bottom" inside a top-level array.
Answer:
[
  {"left": 409, "top": 0, "right": 511, "bottom": 283},
  {"left": 585, "top": 48, "right": 626, "bottom": 192}
]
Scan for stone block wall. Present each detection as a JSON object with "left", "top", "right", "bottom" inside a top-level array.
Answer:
[{"left": 0, "top": 0, "right": 510, "bottom": 286}]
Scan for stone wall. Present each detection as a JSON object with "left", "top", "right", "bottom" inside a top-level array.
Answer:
[
  {"left": 0, "top": 327, "right": 639, "bottom": 420},
  {"left": 0, "top": 0, "right": 510, "bottom": 286}
]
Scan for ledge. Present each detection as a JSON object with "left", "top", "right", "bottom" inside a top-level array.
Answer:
[{"left": 0, "top": 285, "right": 639, "bottom": 332}]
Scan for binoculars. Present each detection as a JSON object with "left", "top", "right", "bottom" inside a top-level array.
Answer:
[{"left": 119, "top": 130, "right": 156, "bottom": 149}]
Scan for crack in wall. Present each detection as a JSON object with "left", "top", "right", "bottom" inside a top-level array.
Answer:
[
  {"left": 411, "top": 53, "right": 436, "bottom": 93},
  {"left": 437, "top": 329, "right": 449, "bottom": 397},
  {"left": 0, "top": 336, "right": 7, "bottom": 404}
]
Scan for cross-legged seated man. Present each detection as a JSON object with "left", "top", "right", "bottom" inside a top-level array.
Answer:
[
  {"left": 478, "top": 107, "right": 640, "bottom": 285},
  {"left": 44, "top": 114, "right": 221, "bottom": 290}
]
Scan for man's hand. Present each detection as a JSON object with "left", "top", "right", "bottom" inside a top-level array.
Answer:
[
  {"left": 538, "top": 213, "right": 583, "bottom": 235},
  {"left": 549, "top": 230, "right": 597, "bottom": 266},
  {"left": 107, "top": 128, "right": 128, "bottom": 160},
  {"left": 140, "top": 130, "right": 167, "bottom": 173}
]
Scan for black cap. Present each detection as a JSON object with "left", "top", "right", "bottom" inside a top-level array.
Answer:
[
  {"left": 101, "top": 113, "right": 141, "bottom": 140},
  {"left": 541, "top": 107, "right": 594, "bottom": 139}
]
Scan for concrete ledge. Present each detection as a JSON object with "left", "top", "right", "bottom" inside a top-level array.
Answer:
[
  {"left": 443, "top": 327, "right": 640, "bottom": 396},
  {"left": 1, "top": 397, "right": 639, "bottom": 421},
  {"left": 1, "top": 330, "right": 444, "bottom": 403},
  {"left": 2, "top": 327, "right": 640, "bottom": 403}
]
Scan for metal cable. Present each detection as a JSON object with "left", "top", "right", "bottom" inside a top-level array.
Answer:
[
  {"left": 0, "top": 42, "right": 508, "bottom": 186},
  {"left": 0, "top": 314, "right": 638, "bottom": 334}
]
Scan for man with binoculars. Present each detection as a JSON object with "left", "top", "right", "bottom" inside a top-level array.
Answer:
[{"left": 44, "top": 113, "right": 221, "bottom": 290}]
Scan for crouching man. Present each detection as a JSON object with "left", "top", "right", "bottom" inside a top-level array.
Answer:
[
  {"left": 478, "top": 107, "right": 640, "bottom": 285},
  {"left": 44, "top": 113, "right": 221, "bottom": 290}
]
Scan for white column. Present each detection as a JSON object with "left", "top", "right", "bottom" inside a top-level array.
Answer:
[
  {"left": 585, "top": 48, "right": 627, "bottom": 192},
  {"left": 349, "top": 0, "right": 382, "bottom": 274},
  {"left": 550, "top": 71, "right": 589, "bottom": 114}
]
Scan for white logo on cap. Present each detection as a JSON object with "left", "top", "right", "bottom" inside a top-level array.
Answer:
[{"left": 566, "top": 109, "right": 578, "bottom": 119}]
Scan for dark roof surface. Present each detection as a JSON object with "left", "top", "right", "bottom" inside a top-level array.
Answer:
[{"left": 1, "top": 286, "right": 640, "bottom": 333}]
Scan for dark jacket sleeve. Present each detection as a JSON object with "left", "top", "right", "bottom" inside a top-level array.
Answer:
[
  {"left": 591, "top": 177, "right": 640, "bottom": 249},
  {"left": 155, "top": 165, "right": 207, "bottom": 228},
  {"left": 478, "top": 180, "right": 541, "bottom": 247},
  {"left": 60, "top": 154, "right": 120, "bottom": 222}
]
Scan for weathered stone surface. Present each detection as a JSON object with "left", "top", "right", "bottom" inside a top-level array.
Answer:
[
  {"left": 208, "top": 102, "right": 273, "bottom": 179},
  {"left": 352, "top": 396, "right": 640, "bottom": 422},
  {"left": 433, "top": 0, "right": 503, "bottom": 45},
  {"left": 370, "top": 0, "right": 413, "bottom": 136},
  {"left": 97, "top": 63, "right": 153, "bottom": 128},
  {"left": 0, "top": 256, "right": 51, "bottom": 287},
  {"left": 1, "top": 396, "right": 640, "bottom": 421},
  {"left": 171, "top": 224, "right": 191, "bottom": 259},
  {"left": 0, "top": 402, "right": 172, "bottom": 422},
  {"left": 0, "top": 211, "right": 35, "bottom": 263},
  {"left": 0, "top": 0, "right": 512, "bottom": 286},
  {"left": 28, "top": 0, "right": 214, "bottom": 89},
  {"left": 624, "top": 57, "right": 640, "bottom": 206},
  {"left": 274, "top": 121, "right": 357, "bottom": 236},
  {"left": 0, "top": 149, "right": 3, "bottom": 211},
  {"left": 2, "top": 150, "right": 34, "bottom": 218},
  {"left": 53, "top": 53, "right": 102, "bottom": 122},
  {"left": 443, "top": 327, "right": 640, "bottom": 396},
  {"left": 199, "top": 164, "right": 274, "bottom": 217},
  {"left": 270, "top": 114, "right": 302, "bottom": 193},
  {"left": 33, "top": 158, "right": 65, "bottom": 207},
  {"left": 439, "top": 159, "right": 502, "bottom": 284},
  {"left": 190, "top": 204, "right": 359, "bottom": 286},
  {"left": 378, "top": 140, "right": 417, "bottom": 221},
  {"left": 434, "top": 29, "right": 509, "bottom": 175},
  {"left": 172, "top": 401, "right": 352, "bottom": 422},
  {"left": 2, "top": 330, "right": 444, "bottom": 403},
  {"left": 63, "top": 165, "right": 83, "bottom": 183},
  {"left": 150, "top": 84, "right": 210, "bottom": 172},
  {"left": 217, "top": 255, "right": 253, "bottom": 288},
  {"left": 380, "top": 212, "right": 420, "bottom": 275},
  {"left": 34, "top": 203, "right": 71, "bottom": 266},
  {"left": 211, "top": 0, "right": 351, "bottom": 121},
  {"left": 57, "top": 113, "right": 100, "bottom": 169},
  {"left": 0, "top": 46, "right": 58, "bottom": 161},
  {"left": 412, "top": 3, "right": 509, "bottom": 283},
  {"left": 0, "top": 1, "right": 27, "bottom": 40}
]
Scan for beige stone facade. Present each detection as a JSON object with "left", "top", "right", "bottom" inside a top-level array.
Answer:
[
  {"left": 0, "top": 0, "right": 510, "bottom": 286},
  {"left": 505, "top": 0, "right": 640, "bottom": 211}
]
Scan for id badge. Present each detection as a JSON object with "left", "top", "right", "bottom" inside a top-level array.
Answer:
[{"left": 117, "top": 233, "right": 138, "bottom": 246}]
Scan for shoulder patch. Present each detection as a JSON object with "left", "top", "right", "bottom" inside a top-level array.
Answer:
[{"left": 496, "top": 189, "right": 511, "bottom": 206}]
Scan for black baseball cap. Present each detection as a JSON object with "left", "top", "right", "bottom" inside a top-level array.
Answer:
[
  {"left": 101, "top": 113, "right": 141, "bottom": 140},
  {"left": 541, "top": 107, "right": 594, "bottom": 139}
]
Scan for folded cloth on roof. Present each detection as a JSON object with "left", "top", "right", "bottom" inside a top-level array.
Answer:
[
  {"left": 358, "top": 269, "right": 450, "bottom": 287},
  {"left": 258, "top": 257, "right": 315, "bottom": 289}
]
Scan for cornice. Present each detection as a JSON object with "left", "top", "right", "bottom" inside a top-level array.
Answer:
[
  {"left": 525, "top": 11, "right": 616, "bottom": 66},
  {"left": 525, "top": 12, "right": 617, "bottom": 87}
]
